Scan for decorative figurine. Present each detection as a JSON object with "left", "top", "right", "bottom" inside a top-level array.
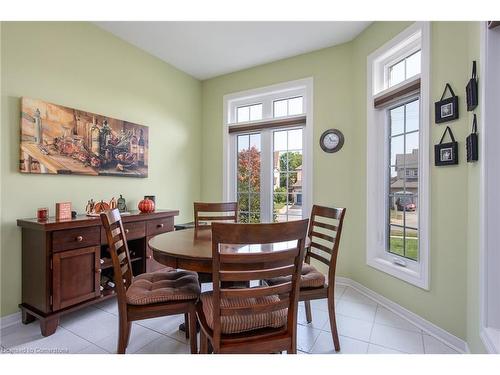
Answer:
[
  {"left": 109, "top": 197, "right": 117, "bottom": 210},
  {"left": 85, "top": 199, "right": 95, "bottom": 215},
  {"left": 117, "top": 194, "right": 127, "bottom": 213}
]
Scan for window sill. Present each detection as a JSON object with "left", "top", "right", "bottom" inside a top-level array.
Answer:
[{"left": 367, "top": 255, "right": 429, "bottom": 290}]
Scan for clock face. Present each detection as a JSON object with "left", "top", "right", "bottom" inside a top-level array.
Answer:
[
  {"left": 320, "top": 129, "right": 344, "bottom": 153},
  {"left": 324, "top": 133, "right": 340, "bottom": 149}
]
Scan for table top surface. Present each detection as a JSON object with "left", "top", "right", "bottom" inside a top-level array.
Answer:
[{"left": 148, "top": 227, "right": 302, "bottom": 261}]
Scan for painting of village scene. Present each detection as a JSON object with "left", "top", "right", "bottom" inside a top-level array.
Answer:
[{"left": 20, "top": 97, "right": 148, "bottom": 177}]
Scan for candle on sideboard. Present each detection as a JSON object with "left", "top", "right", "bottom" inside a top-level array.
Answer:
[{"left": 37, "top": 207, "right": 48, "bottom": 221}]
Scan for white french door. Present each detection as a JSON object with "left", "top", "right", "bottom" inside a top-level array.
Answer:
[{"left": 229, "top": 126, "right": 305, "bottom": 223}]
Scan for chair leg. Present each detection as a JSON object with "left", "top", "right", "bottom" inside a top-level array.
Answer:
[
  {"left": 188, "top": 312, "right": 198, "bottom": 354},
  {"left": 184, "top": 313, "right": 190, "bottom": 339},
  {"left": 200, "top": 330, "right": 208, "bottom": 354},
  {"left": 327, "top": 294, "right": 340, "bottom": 352},
  {"left": 304, "top": 300, "right": 312, "bottom": 323},
  {"left": 117, "top": 316, "right": 131, "bottom": 354}
]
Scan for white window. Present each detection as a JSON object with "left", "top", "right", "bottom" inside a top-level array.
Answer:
[
  {"left": 366, "top": 22, "right": 430, "bottom": 289},
  {"left": 237, "top": 103, "right": 263, "bottom": 123},
  {"left": 388, "top": 50, "right": 422, "bottom": 87},
  {"left": 273, "top": 96, "right": 304, "bottom": 118},
  {"left": 223, "top": 79, "right": 313, "bottom": 224}
]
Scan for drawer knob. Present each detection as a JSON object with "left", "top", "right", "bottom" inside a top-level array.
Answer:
[
  {"left": 147, "top": 255, "right": 152, "bottom": 259},
  {"left": 76, "top": 236, "right": 83, "bottom": 242},
  {"left": 125, "top": 229, "right": 130, "bottom": 234},
  {"left": 96, "top": 269, "right": 102, "bottom": 274},
  {"left": 157, "top": 223, "right": 164, "bottom": 228}
]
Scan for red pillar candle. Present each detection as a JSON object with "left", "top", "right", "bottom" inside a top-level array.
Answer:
[{"left": 37, "top": 207, "right": 48, "bottom": 221}]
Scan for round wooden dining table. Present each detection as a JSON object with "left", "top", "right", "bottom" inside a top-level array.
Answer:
[
  {"left": 148, "top": 226, "right": 309, "bottom": 274},
  {"left": 148, "top": 227, "right": 214, "bottom": 273}
]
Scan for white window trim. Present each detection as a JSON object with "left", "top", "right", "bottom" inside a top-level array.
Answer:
[
  {"left": 222, "top": 78, "right": 314, "bottom": 223},
  {"left": 366, "top": 22, "right": 431, "bottom": 290},
  {"left": 480, "top": 22, "right": 500, "bottom": 354}
]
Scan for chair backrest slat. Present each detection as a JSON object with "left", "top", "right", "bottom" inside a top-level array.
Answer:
[
  {"left": 310, "top": 241, "right": 332, "bottom": 255},
  {"left": 219, "top": 264, "right": 295, "bottom": 282},
  {"left": 100, "top": 209, "right": 134, "bottom": 308},
  {"left": 219, "top": 248, "right": 298, "bottom": 264},
  {"left": 194, "top": 202, "right": 238, "bottom": 228},
  {"left": 306, "top": 205, "right": 346, "bottom": 284},
  {"left": 310, "top": 231, "right": 335, "bottom": 243},
  {"left": 210, "top": 220, "right": 308, "bottom": 352}
]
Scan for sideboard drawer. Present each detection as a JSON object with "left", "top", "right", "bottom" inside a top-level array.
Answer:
[
  {"left": 147, "top": 217, "right": 174, "bottom": 236},
  {"left": 123, "top": 221, "right": 146, "bottom": 240},
  {"left": 53, "top": 226, "right": 100, "bottom": 252}
]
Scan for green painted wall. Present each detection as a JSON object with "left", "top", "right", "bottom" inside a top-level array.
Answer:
[
  {"left": 201, "top": 21, "right": 485, "bottom": 351},
  {"left": 0, "top": 22, "right": 202, "bottom": 316}
]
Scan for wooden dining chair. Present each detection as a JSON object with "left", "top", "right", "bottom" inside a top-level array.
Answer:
[
  {"left": 265, "top": 205, "right": 346, "bottom": 352},
  {"left": 100, "top": 209, "right": 201, "bottom": 354},
  {"left": 193, "top": 202, "right": 238, "bottom": 228},
  {"left": 197, "top": 220, "right": 309, "bottom": 354}
]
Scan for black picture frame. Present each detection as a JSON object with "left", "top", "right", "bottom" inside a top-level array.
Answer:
[
  {"left": 435, "top": 83, "right": 459, "bottom": 124},
  {"left": 434, "top": 126, "right": 459, "bottom": 166},
  {"left": 435, "top": 142, "right": 458, "bottom": 166}
]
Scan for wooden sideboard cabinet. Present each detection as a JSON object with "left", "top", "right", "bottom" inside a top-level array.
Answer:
[{"left": 17, "top": 209, "right": 178, "bottom": 336}]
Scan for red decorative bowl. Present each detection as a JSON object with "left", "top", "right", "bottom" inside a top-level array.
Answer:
[{"left": 138, "top": 198, "right": 155, "bottom": 213}]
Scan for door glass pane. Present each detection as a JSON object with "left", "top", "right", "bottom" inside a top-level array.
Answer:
[
  {"left": 237, "top": 133, "right": 261, "bottom": 223},
  {"left": 273, "top": 128, "right": 303, "bottom": 222},
  {"left": 274, "top": 130, "right": 287, "bottom": 151},
  {"left": 288, "top": 129, "right": 303, "bottom": 150}
]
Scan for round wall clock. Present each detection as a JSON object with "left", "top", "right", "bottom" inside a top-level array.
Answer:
[{"left": 320, "top": 129, "right": 344, "bottom": 153}]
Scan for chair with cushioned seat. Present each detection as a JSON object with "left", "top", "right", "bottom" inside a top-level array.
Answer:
[
  {"left": 197, "top": 220, "right": 309, "bottom": 354},
  {"left": 101, "top": 209, "right": 200, "bottom": 354},
  {"left": 265, "top": 205, "right": 346, "bottom": 352}
]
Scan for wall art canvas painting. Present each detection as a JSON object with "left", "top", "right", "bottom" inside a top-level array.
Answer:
[{"left": 20, "top": 97, "right": 148, "bottom": 177}]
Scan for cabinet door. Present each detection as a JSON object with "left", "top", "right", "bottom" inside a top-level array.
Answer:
[{"left": 52, "top": 246, "right": 100, "bottom": 311}]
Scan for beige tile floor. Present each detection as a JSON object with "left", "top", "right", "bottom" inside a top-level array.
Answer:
[{"left": 0, "top": 285, "right": 460, "bottom": 354}]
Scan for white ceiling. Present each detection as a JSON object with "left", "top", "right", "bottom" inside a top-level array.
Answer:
[{"left": 95, "top": 22, "right": 371, "bottom": 80}]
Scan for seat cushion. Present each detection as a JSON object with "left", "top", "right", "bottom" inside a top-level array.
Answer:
[
  {"left": 200, "top": 292, "right": 287, "bottom": 334},
  {"left": 126, "top": 268, "right": 200, "bottom": 305},
  {"left": 265, "top": 263, "right": 325, "bottom": 289}
]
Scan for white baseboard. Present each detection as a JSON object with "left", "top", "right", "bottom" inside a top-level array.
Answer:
[
  {"left": 336, "top": 277, "right": 470, "bottom": 354},
  {"left": 480, "top": 328, "right": 500, "bottom": 354},
  {"left": 0, "top": 311, "right": 21, "bottom": 329}
]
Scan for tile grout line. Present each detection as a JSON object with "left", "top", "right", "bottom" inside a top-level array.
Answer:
[
  {"left": 366, "top": 303, "right": 379, "bottom": 353},
  {"left": 56, "top": 324, "right": 112, "bottom": 354}
]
